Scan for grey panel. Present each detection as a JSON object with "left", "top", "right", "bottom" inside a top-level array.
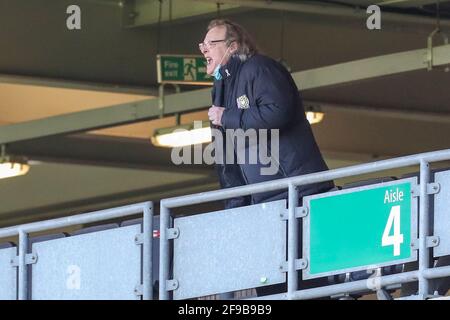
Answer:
[
  {"left": 31, "top": 225, "right": 141, "bottom": 300},
  {"left": 71, "top": 223, "right": 118, "bottom": 236},
  {"left": 29, "top": 233, "right": 66, "bottom": 246},
  {"left": 433, "top": 170, "right": 450, "bottom": 257},
  {"left": 0, "top": 247, "right": 16, "bottom": 300},
  {"left": 173, "top": 200, "right": 287, "bottom": 300}
]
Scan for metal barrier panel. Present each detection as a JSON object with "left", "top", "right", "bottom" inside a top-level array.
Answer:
[
  {"left": 433, "top": 170, "right": 450, "bottom": 258},
  {"left": 173, "top": 200, "right": 287, "bottom": 300},
  {"left": 303, "top": 178, "right": 418, "bottom": 279},
  {"left": 30, "top": 225, "right": 141, "bottom": 300},
  {"left": 0, "top": 247, "right": 17, "bottom": 300}
]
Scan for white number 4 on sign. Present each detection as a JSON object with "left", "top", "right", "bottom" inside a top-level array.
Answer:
[
  {"left": 367, "top": 5, "right": 381, "bottom": 30},
  {"left": 382, "top": 205, "right": 404, "bottom": 256}
]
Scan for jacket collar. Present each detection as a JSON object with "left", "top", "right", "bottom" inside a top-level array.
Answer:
[{"left": 219, "top": 55, "right": 241, "bottom": 80}]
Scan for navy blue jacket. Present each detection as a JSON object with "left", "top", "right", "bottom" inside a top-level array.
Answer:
[{"left": 212, "top": 54, "right": 333, "bottom": 208}]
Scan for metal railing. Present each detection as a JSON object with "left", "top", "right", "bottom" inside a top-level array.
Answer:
[
  {"left": 0, "top": 201, "right": 153, "bottom": 300},
  {"left": 159, "top": 149, "right": 450, "bottom": 300}
]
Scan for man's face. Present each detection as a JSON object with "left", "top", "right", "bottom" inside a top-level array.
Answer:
[{"left": 200, "top": 26, "right": 231, "bottom": 75}]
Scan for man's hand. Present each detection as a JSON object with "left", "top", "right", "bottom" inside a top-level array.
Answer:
[{"left": 208, "top": 105, "right": 225, "bottom": 126}]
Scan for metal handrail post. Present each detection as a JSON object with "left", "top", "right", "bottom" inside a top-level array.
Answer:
[
  {"left": 288, "top": 183, "right": 299, "bottom": 298},
  {"left": 18, "top": 229, "right": 28, "bottom": 300},
  {"left": 159, "top": 202, "right": 170, "bottom": 300},
  {"left": 418, "top": 159, "right": 431, "bottom": 298},
  {"left": 142, "top": 202, "right": 154, "bottom": 300}
]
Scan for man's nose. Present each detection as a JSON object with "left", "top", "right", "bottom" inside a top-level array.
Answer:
[{"left": 200, "top": 44, "right": 208, "bottom": 54}]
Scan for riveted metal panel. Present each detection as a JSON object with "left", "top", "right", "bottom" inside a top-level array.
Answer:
[
  {"left": 31, "top": 225, "right": 141, "bottom": 300},
  {"left": 433, "top": 170, "right": 450, "bottom": 258},
  {"left": 0, "top": 247, "right": 17, "bottom": 300},
  {"left": 173, "top": 200, "right": 287, "bottom": 300}
]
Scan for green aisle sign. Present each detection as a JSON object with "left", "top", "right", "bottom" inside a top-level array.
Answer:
[
  {"left": 303, "top": 179, "right": 418, "bottom": 279},
  {"left": 157, "top": 54, "right": 212, "bottom": 85}
]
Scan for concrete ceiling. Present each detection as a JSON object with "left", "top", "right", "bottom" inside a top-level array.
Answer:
[{"left": 1, "top": 0, "right": 450, "bottom": 226}]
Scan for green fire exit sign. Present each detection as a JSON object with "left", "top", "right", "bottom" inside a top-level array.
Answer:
[{"left": 157, "top": 54, "right": 212, "bottom": 85}]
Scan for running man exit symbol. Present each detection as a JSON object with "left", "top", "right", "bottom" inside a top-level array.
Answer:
[{"left": 184, "top": 58, "right": 197, "bottom": 81}]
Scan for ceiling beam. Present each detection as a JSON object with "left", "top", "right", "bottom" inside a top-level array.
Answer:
[
  {"left": 295, "top": 44, "right": 450, "bottom": 90},
  {"left": 377, "top": 0, "right": 441, "bottom": 7},
  {"left": 192, "top": 0, "right": 450, "bottom": 27},
  {"left": 0, "top": 87, "right": 210, "bottom": 144},
  {"left": 122, "top": 0, "right": 241, "bottom": 28},
  {"left": 319, "top": 102, "right": 450, "bottom": 125},
  {"left": 1, "top": 44, "right": 450, "bottom": 144},
  {"left": 8, "top": 133, "right": 213, "bottom": 174},
  {"left": 10, "top": 102, "right": 450, "bottom": 169}
]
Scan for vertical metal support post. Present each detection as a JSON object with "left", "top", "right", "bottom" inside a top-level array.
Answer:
[
  {"left": 288, "top": 183, "right": 299, "bottom": 298},
  {"left": 419, "top": 159, "right": 431, "bottom": 298},
  {"left": 158, "top": 84, "right": 165, "bottom": 118},
  {"left": 159, "top": 202, "right": 170, "bottom": 300},
  {"left": 172, "top": 84, "right": 181, "bottom": 94},
  {"left": 142, "top": 202, "right": 153, "bottom": 300},
  {"left": 18, "top": 229, "right": 28, "bottom": 300}
]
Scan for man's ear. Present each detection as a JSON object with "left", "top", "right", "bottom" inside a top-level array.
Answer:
[{"left": 230, "top": 41, "right": 238, "bottom": 54}]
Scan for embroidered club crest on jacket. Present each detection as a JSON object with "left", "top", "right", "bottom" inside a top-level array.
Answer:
[{"left": 236, "top": 95, "right": 250, "bottom": 109}]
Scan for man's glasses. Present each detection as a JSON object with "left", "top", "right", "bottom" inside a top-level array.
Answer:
[{"left": 198, "top": 39, "right": 227, "bottom": 52}]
